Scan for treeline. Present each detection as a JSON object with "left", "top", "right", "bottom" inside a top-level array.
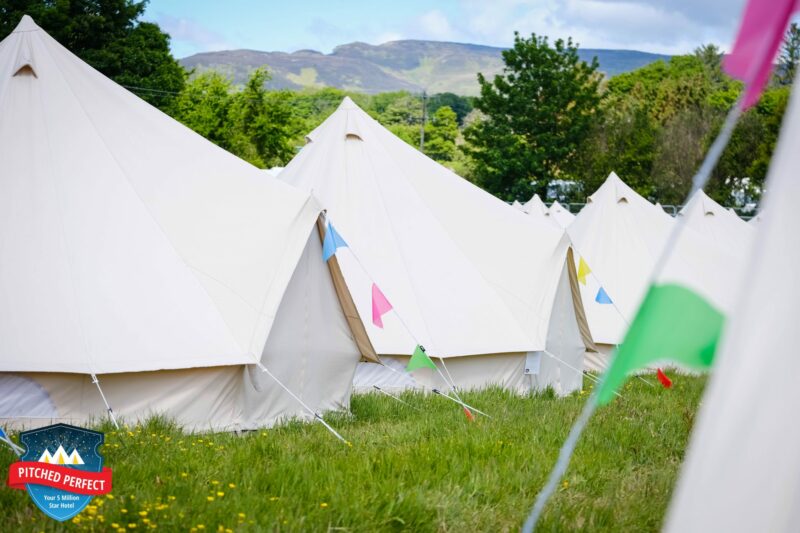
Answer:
[
  {"left": 165, "top": 72, "right": 474, "bottom": 171},
  {"left": 2, "top": 1, "right": 795, "bottom": 208}
]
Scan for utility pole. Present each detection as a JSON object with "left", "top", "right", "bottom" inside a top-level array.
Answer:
[{"left": 419, "top": 90, "right": 427, "bottom": 152}]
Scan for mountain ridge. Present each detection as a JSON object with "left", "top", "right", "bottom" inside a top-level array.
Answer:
[{"left": 180, "top": 39, "right": 671, "bottom": 96}]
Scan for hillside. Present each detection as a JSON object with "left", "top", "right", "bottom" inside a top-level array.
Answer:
[{"left": 180, "top": 40, "right": 670, "bottom": 95}]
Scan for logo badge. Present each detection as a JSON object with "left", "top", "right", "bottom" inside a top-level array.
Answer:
[{"left": 7, "top": 423, "right": 112, "bottom": 521}]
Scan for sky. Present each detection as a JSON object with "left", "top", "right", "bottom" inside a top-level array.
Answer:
[{"left": 144, "top": 0, "right": 748, "bottom": 59}]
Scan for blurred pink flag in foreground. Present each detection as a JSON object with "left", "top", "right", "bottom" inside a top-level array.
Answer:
[{"left": 724, "top": 0, "right": 800, "bottom": 108}]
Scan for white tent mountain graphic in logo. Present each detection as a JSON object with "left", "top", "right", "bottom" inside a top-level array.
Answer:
[{"left": 38, "top": 445, "right": 84, "bottom": 465}]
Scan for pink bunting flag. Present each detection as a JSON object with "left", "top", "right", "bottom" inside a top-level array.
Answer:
[
  {"left": 724, "top": 0, "right": 800, "bottom": 108},
  {"left": 371, "top": 283, "right": 393, "bottom": 328}
]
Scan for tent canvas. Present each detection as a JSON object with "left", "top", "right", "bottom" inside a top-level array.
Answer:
[
  {"left": 567, "top": 173, "right": 674, "bottom": 369},
  {"left": 679, "top": 189, "right": 755, "bottom": 253},
  {"left": 666, "top": 72, "right": 800, "bottom": 533},
  {"left": 280, "top": 97, "right": 593, "bottom": 395},
  {"left": 522, "top": 193, "right": 548, "bottom": 216},
  {"left": 548, "top": 200, "right": 575, "bottom": 228},
  {"left": 0, "top": 16, "right": 360, "bottom": 431}
]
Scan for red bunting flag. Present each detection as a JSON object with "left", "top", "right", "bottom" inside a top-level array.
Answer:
[
  {"left": 464, "top": 407, "right": 475, "bottom": 422},
  {"left": 657, "top": 368, "right": 673, "bottom": 389}
]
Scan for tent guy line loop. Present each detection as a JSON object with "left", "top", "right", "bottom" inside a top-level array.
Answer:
[
  {"left": 522, "top": 96, "right": 744, "bottom": 533},
  {"left": 255, "top": 361, "right": 349, "bottom": 445}
]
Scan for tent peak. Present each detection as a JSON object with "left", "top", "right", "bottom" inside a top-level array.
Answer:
[
  {"left": 13, "top": 15, "right": 39, "bottom": 33},
  {"left": 338, "top": 96, "right": 361, "bottom": 111},
  {"left": 11, "top": 19, "right": 38, "bottom": 78}
]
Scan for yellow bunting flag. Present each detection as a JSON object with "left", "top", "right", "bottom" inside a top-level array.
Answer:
[{"left": 577, "top": 258, "right": 591, "bottom": 285}]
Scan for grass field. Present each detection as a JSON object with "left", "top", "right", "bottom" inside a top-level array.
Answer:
[{"left": 0, "top": 374, "right": 706, "bottom": 532}]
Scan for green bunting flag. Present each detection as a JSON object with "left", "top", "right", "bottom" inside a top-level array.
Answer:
[
  {"left": 597, "top": 283, "right": 724, "bottom": 404},
  {"left": 406, "top": 345, "right": 436, "bottom": 371}
]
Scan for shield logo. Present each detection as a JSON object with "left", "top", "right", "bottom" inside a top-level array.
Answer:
[{"left": 18, "top": 423, "right": 105, "bottom": 521}]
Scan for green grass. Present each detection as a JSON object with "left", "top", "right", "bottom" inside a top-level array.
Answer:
[{"left": 0, "top": 374, "right": 705, "bottom": 532}]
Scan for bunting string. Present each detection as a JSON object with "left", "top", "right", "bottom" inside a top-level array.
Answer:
[
  {"left": 572, "top": 252, "right": 655, "bottom": 387},
  {"left": 322, "top": 217, "right": 486, "bottom": 418}
]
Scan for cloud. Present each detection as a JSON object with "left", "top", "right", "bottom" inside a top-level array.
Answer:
[
  {"left": 156, "top": 14, "right": 233, "bottom": 54},
  {"left": 401, "top": 0, "right": 748, "bottom": 54},
  {"left": 418, "top": 10, "right": 459, "bottom": 41}
]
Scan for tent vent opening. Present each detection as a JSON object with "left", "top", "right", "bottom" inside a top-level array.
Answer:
[
  {"left": 345, "top": 133, "right": 363, "bottom": 141},
  {"left": 617, "top": 196, "right": 629, "bottom": 204},
  {"left": 13, "top": 63, "right": 36, "bottom": 77}
]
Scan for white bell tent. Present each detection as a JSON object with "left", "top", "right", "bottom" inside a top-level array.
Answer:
[
  {"left": 568, "top": 173, "right": 751, "bottom": 372},
  {"left": 679, "top": 189, "right": 755, "bottom": 253},
  {"left": 548, "top": 200, "right": 575, "bottom": 228},
  {"left": 666, "top": 75, "right": 800, "bottom": 533},
  {"left": 0, "top": 16, "right": 361, "bottom": 431},
  {"left": 522, "top": 193, "right": 548, "bottom": 216},
  {"left": 566, "top": 173, "right": 674, "bottom": 370},
  {"left": 281, "top": 97, "right": 594, "bottom": 395}
]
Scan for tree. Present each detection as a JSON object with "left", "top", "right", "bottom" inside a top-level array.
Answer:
[
  {"left": 227, "top": 69, "right": 296, "bottom": 168},
  {"left": 427, "top": 93, "right": 473, "bottom": 125},
  {"left": 694, "top": 44, "right": 724, "bottom": 85},
  {"left": 0, "top": 0, "right": 185, "bottom": 109},
  {"left": 573, "top": 94, "right": 658, "bottom": 200},
  {"left": 424, "top": 106, "right": 458, "bottom": 162},
  {"left": 168, "top": 71, "right": 234, "bottom": 147},
  {"left": 777, "top": 22, "right": 800, "bottom": 85},
  {"left": 463, "top": 32, "right": 601, "bottom": 201},
  {"left": 169, "top": 69, "right": 297, "bottom": 168}
]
